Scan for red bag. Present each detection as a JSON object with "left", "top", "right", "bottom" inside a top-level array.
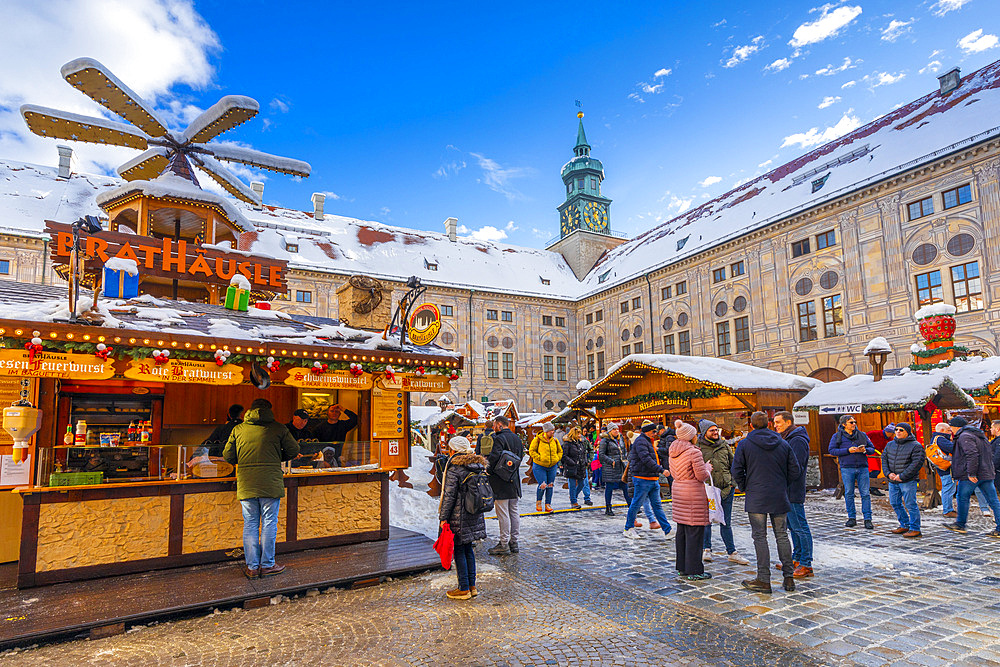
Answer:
[
  {"left": 590, "top": 458, "right": 601, "bottom": 471},
  {"left": 433, "top": 523, "right": 454, "bottom": 569}
]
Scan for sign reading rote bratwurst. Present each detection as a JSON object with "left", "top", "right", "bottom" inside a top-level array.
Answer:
[
  {"left": 124, "top": 358, "right": 244, "bottom": 385},
  {"left": 0, "top": 349, "right": 114, "bottom": 380},
  {"left": 284, "top": 369, "right": 374, "bottom": 390}
]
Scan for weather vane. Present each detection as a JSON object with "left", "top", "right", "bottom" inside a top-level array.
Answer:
[{"left": 575, "top": 100, "right": 583, "bottom": 118}]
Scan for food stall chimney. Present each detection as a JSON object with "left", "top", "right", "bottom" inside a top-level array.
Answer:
[
  {"left": 57, "top": 145, "right": 73, "bottom": 179},
  {"left": 250, "top": 181, "right": 264, "bottom": 209},
  {"left": 311, "top": 192, "right": 325, "bottom": 220}
]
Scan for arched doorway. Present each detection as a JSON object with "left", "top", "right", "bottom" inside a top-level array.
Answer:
[{"left": 809, "top": 367, "right": 847, "bottom": 382}]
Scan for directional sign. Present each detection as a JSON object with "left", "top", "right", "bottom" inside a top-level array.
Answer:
[{"left": 818, "top": 404, "right": 861, "bottom": 415}]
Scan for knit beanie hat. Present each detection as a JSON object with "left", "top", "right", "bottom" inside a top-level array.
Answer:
[
  {"left": 640, "top": 419, "right": 657, "bottom": 433},
  {"left": 542, "top": 422, "right": 555, "bottom": 432},
  {"left": 674, "top": 419, "right": 697, "bottom": 443},
  {"left": 449, "top": 436, "right": 473, "bottom": 453},
  {"left": 698, "top": 419, "right": 718, "bottom": 436},
  {"left": 883, "top": 423, "right": 896, "bottom": 436},
  {"left": 894, "top": 422, "right": 913, "bottom": 437},
  {"left": 949, "top": 416, "right": 967, "bottom": 428}
]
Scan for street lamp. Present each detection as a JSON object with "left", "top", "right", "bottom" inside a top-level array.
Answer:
[
  {"left": 866, "top": 349, "right": 890, "bottom": 382},
  {"left": 68, "top": 215, "right": 103, "bottom": 323}
]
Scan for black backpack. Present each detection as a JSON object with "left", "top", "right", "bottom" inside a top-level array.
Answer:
[
  {"left": 462, "top": 468, "right": 495, "bottom": 514},
  {"left": 493, "top": 448, "right": 520, "bottom": 483}
]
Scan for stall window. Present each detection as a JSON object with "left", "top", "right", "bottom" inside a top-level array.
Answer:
[
  {"left": 633, "top": 341, "right": 643, "bottom": 354},
  {"left": 620, "top": 301, "right": 629, "bottom": 313},
  {"left": 487, "top": 352, "right": 499, "bottom": 378},
  {"left": 501, "top": 310, "right": 513, "bottom": 322},
  {"left": 440, "top": 305, "right": 454, "bottom": 316},
  {"left": 555, "top": 316, "right": 566, "bottom": 327},
  {"left": 791, "top": 239, "right": 810, "bottom": 258},
  {"left": 502, "top": 353, "right": 514, "bottom": 379},
  {"left": 596, "top": 351, "right": 605, "bottom": 376},
  {"left": 712, "top": 267, "right": 726, "bottom": 283},
  {"left": 0, "top": 260, "right": 9, "bottom": 274},
  {"left": 543, "top": 355, "right": 554, "bottom": 381},
  {"left": 661, "top": 285, "right": 672, "bottom": 300},
  {"left": 678, "top": 331, "right": 691, "bottom": 355},
  {"left": 716, "top": 321, "right": 731, "bottom": 356},
  {"left": 586, "top": 313, "right": 593, "bottom": 325},
  {"left": 587, "top": 354, "right": 595, "bottom": 380},
  {"left": 595, "top": 309, "right": 603, "bottom": 321},
  {"left": 823, "top": 295, "right": 843, "bottom": 337},
  {"left": 907, "top": 197, "right": 934, "bottom": 220},
  {"left": 295, "top": 290, "right": 312, "bottom": 303},
  {"left": 676, "top": 281, "right": 687, "bottom": 295},
  {"left": 735, "top": 316, "right": 750, "bottom": 353},
  {"left": 621, "top": 344, "right": 631, "bottom": 357},
  {"left": 556, "top": 357, "right": 567, "bottom": 382},
  {"left": 542, "top": 315, "right": 552, "bottom": 326},
  {"left": 632, "top": 296, "right": 642, "bottom": 310},
  {"left": 952, "top": 262, "right": 983, "bottom": 312},
  {"left": 915, "top": 270, "right": 943, "bottom": 307},
  {"left": 731, "top": 261, "right": 745, "bottom": 277},
  {"left": 797, "top": 301, "right": 818, "bottom": 342},
  {"left": 942, "top": 184, "right": 972, "bottom": 210},
  {"left": 663, "top": 334, "right": 675, "bottom": 355},
  {"left": 486, "top": 309, "right": 498, "bottom": 320}
]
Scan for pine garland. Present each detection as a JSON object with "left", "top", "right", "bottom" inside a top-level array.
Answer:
[
  {"left": 600, "top": 387, "right": 724, "bottom": 408},
  {"left": 911, "top": 345, "right": 968, "bottom": 359}
]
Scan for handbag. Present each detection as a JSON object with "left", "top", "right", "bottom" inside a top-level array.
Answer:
[
  {"left": 590, "top": 457, "right": 602, "bottom": 471},
  {"left": 433, "top": 523, "right": 454, "bottom": 569},
  {"left": 705, "top": 483, "right": 726, "bottom": 525},
  {"left": 494, "top": 449, "right": 521, "bottom": 483}
]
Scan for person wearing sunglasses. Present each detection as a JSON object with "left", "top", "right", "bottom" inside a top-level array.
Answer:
[
  {"left": 882, "top": 423, "right": 925, "bottom": 538},
  {"left": 828, "top": 415, "right": 876, "bottom": 529}
]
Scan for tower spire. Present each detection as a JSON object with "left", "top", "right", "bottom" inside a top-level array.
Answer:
[{"left": 574, "top": 111, "right": 590, "bottom": 157}]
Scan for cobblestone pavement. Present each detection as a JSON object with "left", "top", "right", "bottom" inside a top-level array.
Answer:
[{"left": 509, "top": 487, "right": 1000, "bottom": 667}]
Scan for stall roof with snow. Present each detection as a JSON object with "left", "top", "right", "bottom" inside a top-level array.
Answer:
[{"left": 793, "top": 370, "right": 975, "bottom": 413}]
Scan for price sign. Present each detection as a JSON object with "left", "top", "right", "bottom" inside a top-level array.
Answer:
[{"left": 372, "top": 387, "right": 405, "bottom": 439}]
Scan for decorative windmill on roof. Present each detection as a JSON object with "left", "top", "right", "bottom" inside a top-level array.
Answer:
[{"left": 21, "top": 58, "right": 311, "bottom": 303}]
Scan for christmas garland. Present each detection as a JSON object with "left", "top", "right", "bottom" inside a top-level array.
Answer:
[
  {"left": 910, "top": 345, "right": 968, "bottom": 358},
  {"left": 600, "top": 387, "right": 724, "bottom": 408},
  {"left": 908, "top": 360, "right": 954, "bottom": 371}
]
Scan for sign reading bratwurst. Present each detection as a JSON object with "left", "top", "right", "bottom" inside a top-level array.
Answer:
[{"left": 45, "top": 221, "right": 288, "bottom": 292}]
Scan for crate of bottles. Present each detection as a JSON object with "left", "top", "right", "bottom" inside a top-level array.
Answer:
[{"left": 48, "top": 472, "right": 104, "bottom": 487}]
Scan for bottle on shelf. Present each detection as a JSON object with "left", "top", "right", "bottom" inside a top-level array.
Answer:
[
  {"left": 63, "top": 425, "right": 74, "bottom": 446},
  {"left": 140, "top": 421, "right": 151, "bottom": 443},
  {"left": 127, "top": 421, "right": 137, "bottom": 445},
  {"left": 74, "top": 420, "right": 87, "bottom": 446}
]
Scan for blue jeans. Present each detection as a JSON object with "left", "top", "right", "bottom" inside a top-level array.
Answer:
[
  {"left": 940, "top": 471, "right": 989, "bottom": 513},
  {"left": 533, "top": 463, "right": 558, "bottom": 503},
  {"left": 625, "top": 478, "right": 671, "bottom": 533},
  {"left": 569, "top": 477, "right": 590, "bottom": 504},
  {"left": 889, "top": 480, "right": 921, "bottom": 531},
  {"left": 240, "top": 497, "right": 281, "bottom": 570},
  {"left": 592, "top": 466, "right": 602, "bottom": 487},
  {"left": 957, "top": 479, "right": 1000, "bottom": 531},
  {"left": 453, "top": 541, "right": 476, "bottom": 591},
  {"left": 787, "top": 502, "right": 813, "bottom": 566},
  {"left": 704, "top": 491, "right": 736, "bottom": 554},
  {"left": 604, "top": 480, "right": 630, "bottom": 509},
  {"left": 841, "top": 466, "right": 872, "bottom": 520}
]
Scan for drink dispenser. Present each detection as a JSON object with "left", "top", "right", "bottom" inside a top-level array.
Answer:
[{"left": 3, "top": 404, "right": 42, "bottom": 463}]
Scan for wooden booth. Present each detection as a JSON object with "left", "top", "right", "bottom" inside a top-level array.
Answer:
[{"left": 0, "top": 283, "right": 461, "bottom": 588}]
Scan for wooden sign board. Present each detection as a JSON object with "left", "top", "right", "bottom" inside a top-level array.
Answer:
[
  {"left": 124, "top": 358, "right": 243, "bottom": 385},
  {"left": 284, "top": 369, "right": 374, "bottom": 390},
  {"left": 46, "top": 221, "right": 288, "bottom": 291},
  {"left": 378, "top": 373, "right": 451, "bottom": 393},
  {"left": 371, "top": 387, "right": 405, "bottom": 439},
  {"left": 0, "top": 349, "right": 114, "bottom": 381}
]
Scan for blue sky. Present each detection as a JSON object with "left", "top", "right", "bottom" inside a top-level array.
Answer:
[{"left": 2, "top": 0, "right": 998, "bottom": 248}]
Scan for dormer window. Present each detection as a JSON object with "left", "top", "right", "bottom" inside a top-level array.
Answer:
[
  {"left": 811, "top": 173, "right": 830, "bottom": 193},
  {"left": 424, "top": 258, "right": 438, "bottom": 271},
  {"left": 540, "top": 277, "right": 551, "bottom": 285},
  {"left": 285, "top": 242, "right": 299, "bottom": 253},
  {"left": 677, "top": 235, "right": 690, "bottom": 251},
  {"left": 598, "top": 271, "right": 610, "bottom": 284}
]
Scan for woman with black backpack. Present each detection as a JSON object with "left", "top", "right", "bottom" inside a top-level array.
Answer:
[{"left": 439, "top": 436, "right": 489, "bottom": 600}]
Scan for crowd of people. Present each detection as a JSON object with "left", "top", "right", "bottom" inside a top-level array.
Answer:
[{"left": 436, "top": 409, "right": 1000, "bottom": 600}]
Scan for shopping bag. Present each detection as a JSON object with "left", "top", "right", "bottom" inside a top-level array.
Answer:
[
  {"left": 705, "top": 483, "right": 726, "bottom": 525},
  {"left": 590, "top": 457, "right": 601, "bottom": 471},
  {"left": 433, "top": 523, "right": 454, "bottom": 569}
]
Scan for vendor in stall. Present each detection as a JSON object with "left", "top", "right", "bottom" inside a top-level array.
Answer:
[
  {"left": 311, "top": 404, "right": 359, "bottom": 466},
  {"left": 203, "top": 404, "right": 244, "bottom": 457},
  {"left": 286, "top": 409, "right": 313, "bottom": 441}
]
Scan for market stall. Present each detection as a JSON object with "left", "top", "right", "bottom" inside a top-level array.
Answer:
[{"left": 0, "top": 282, "right": 461, "bottom": 588}]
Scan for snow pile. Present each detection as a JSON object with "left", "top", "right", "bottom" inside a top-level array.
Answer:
[
  {"left": 603, "top": 354, "right": 822, "bottom": 392},
  {"left": 387, "top": 446, "right": 440, "bottom": 539},
  {"left": 914, "top": 303, "right": 957, "bottom": 320},
  {"left": 794, "top": 371, "right": 974, "bottom": 411},
  {"left": 229, "top": 273, "right": 251, "bottom": 290},
  {"left": 862, "top": 337, "right": 892, "bottom": 355},
  {"left": 575, "top": 379, "right": 592, "bottom": 391},
  {"left": 104, "top": 257, "right": 138, "bottom": 276},
  {"left": 910, "top": 343, "right": 926, "bottom": 354}
]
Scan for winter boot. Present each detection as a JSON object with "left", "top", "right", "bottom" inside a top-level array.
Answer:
[
  {"left": 741, "top": 578, "right": 772, "bottom": 594},
  {"left": 487, "top": 541, "right": 510, "bottom": 556},
  {"left": 508, "top": 540, "right": 519, "bottom": 553}
]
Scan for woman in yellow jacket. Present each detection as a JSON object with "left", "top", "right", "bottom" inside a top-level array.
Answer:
[{"left": 530, "top": 422, "right": 563, "bottom": 512}]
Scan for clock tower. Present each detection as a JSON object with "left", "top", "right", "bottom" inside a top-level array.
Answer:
[{"left": 547, "top": 111, "right": 625, "bottom": 280}]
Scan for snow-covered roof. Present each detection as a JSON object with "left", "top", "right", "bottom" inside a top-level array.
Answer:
[
  {"left": 516, "top": 411, "right": 556, "bottom": 428},
  {"left": 409, "top": 406, "right": 441, "bottom": 425},
  {"left": 578, "top": 60, "right": 1000, "bottom": 293},
  {"left": 937, "top": 356, "right": 1000, "bottom": 395},
  {"left": 914, "top": 303, "right": 957, "bottom": 320},
  {"left": 603, "top": 354, "right": 822, "bottom": 392},
  {"left": 793, "top": 370, "right": 975, "bottom": 412}
]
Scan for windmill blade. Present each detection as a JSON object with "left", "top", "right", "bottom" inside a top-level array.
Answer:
[
  {"left": 198, "top": 142, "right": 311, "bottom": 177},
  {"left": 191, "top": 154, "right": 261, "bottom": 205},
  {"left": 60, "top": 58, "right": 171, "bottom": 138},
  {"left": 20, "top": 104, "right": 149, "bottom": 149},
  {"left": 117, "top": 147, "right": 171, "bottom": 181},
  {"left": 181, "top": 96, "right": 260, "bottom": 145}
]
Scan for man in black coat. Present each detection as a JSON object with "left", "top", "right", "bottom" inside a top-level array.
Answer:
[
  {"left": 773, "top": 411, "right": 813, "bottom": 578},
  {"left": 732, "top": 411, "right": 801, "bottom": 594},
  {"left": 882, "top": 423, "right": 925, "bottom": 538},
  {"left": 945, "top": 417, "right": 1000, "bottom": 537},
  {"left": 990, "top": 420, "right": 1000, "bottom": 496},
  {"left": 486, "top": 415, "right": 525, "bottom": 555},
  {"left": 203, "top": 404, "right": 243, "bottom": 457}
]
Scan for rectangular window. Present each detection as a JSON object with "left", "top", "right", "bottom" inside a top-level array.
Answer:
[
  {"left": 663, "top": 334, "right": 675, "bottom": 355},
  {"left": 791, "top": 239, "right": 811, "bottom": 258},
  {"left": 502, "top": 353, "right": 514, "bottom": 379},
  {"left": 908, "top": 197, "right": 934, "bottom": 220},
  {"left": 815, "top": 230, "right": 836, "bottom": 250},
  {"left": 486, "top": 309, "right": 498, "bottom": 320},
  {"left": 951, "top": 261, "right": 983, "bottom": 313},
  {"left": 730, "top": 261, "right": 745, "bottom": 277},
  {"left": 678, "top": 331, "right": 691, "bottom": 356},
  {"left": 716, "top": 321, "right": 731, "bottom": 356},
  {"left": 915, "top": 270, "right": 943, "bottom": 307},
  {"left": 501, "top": 310, "right": 513, "bottom": 322},
  {"left": 633, "top": 341, "right": 643, "bottom": 354},
  {"left": 621, "top": 345, "right": 631, "bottom": 357},
  {"left": 440, "top": 305, "right": 454, "bottom": 317},
  {"left": 540, "top": 278, "right": 550, "bottom": 285},
  {"left": 661, "top": 285, "right": 672, "bottom": 300},
  {"left": 425, "top": 260, "right": 438, "bottom": 271},
  {"left": 620, "top": 301, "right": 629, "bottom": 313},
  {"left": 285, "top": 243, "right": 298, "bottom": 253},
  {"left": 823, "top": 294, "right": 843, "bottom": 337},
  {"left": 632, "top": 296, "right": 641, "bottom": 309},
  {"left": 543, "top": 355, "right": 554, "bottom": 381},
  {"left": 587, "top": 354, "right": 595, "bottom": 380},
  {"left": 542, "top": 315, "right": 552, "bottom": 326},
  {"left": 712, "top": 267, "right": 726, "bottom": 283},
  {"left": 576, "top": 177, "right": 584, "bottom": 190},
  {"left": 556, "top": 357, "right": 567, "bottom": 382},
  {"left": 676, "top": 281, "right": 687, "bottom": 295},
  {"left": 797, "top": 301, "right": 818, "bottom": 342},
  {"left": 487, "top": 352, "right": 499, "bottom": 379},
  {"left": 735, "top": 316, "right": 750, "bottom": 353},
  {"left": 555, "top": 316, "right": 565, "bottom": 327},
  {"left": 590, "top": 177, "right": 598, "bottom": 189},
  {"left": 595, "top": 309, "right": 603, "bottom": 322},
  {"left": 0, "top": 260, "right": 9, "bottom": 275},
  {"left": 596, "top": 351, "right": 605, "bottom": 376},
  {"left": 586, "top": 313, "right": 593, "bottom": 325},
  {"left": 295, "top": 290, "right": 312, "bottom": 303},
  {"left": 942, "top": 184, "right": 972, "bottom": 210}
]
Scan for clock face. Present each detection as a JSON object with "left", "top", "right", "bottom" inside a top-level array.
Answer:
[
  {"left": 583, "top": 201, "right": 608, "bottom": 232},
  {"left": 560, "top": 206, "right": 582, "bottom": 237}
]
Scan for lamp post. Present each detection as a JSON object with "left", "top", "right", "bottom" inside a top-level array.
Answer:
[
  {"left": 68, "top": 215, "right": 103, "bottom": 323},
  {"left": 866, "top": 349, "right": 890, "bottom": 382}
]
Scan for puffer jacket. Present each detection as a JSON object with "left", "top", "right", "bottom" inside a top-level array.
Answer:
[
  {"left": 628, "top": 433, "right": 664, "bottom": 480},
  {"left": 438, "top": 453, "right": 489, "bottom": 545},
  {"left": 881, "top": 435, "right": 925, "bottom": 483},
  {"left": 668, "top": 437, "right": 711, "bottom": 526},
  {"left": 952, "top": 425, "right": 995, "bottom": 482},
  {"left": 828, "top": 427, "right": 876, "bottom": 468},
  {"left": 529, "top": 433, "right": 563, "bottom": 468},
  {"left": 223, "top": 406, "right": 300, "bottom": 501},
  {"left": 598, "top": 435, "right": 627, "bottom": 482},
  {"left": 697, "top": 435, "right": 734, "bottom": 499},
  {"left": 561, "top": 438, "right": 588, "bottom": 479}
]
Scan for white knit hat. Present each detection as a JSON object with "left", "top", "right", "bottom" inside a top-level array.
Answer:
[{"left": 448, "top": 435, "right": 473, "bottom": 453}]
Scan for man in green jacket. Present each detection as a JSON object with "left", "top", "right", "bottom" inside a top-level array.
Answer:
[
  {"left": 223, "top": 398, "right": 300, "bottom": 578},
  {"left": 697, "top": 419, "right": 750, "bottom": 565}
]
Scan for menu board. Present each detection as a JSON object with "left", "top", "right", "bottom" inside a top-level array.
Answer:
[{"left": 371, "top": 387, "right": 405, "bottom": 439}]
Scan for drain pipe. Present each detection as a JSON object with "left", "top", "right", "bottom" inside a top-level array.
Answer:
[{"left": 645, "top": 274, "right": 655, "bottom": 353}]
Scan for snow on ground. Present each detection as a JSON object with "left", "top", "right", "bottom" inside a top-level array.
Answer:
[{"left": 388, "top": 446, "right": 439, "bottom": 539}]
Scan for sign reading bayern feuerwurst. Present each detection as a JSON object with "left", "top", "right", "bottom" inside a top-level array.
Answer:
[{"left": 45, "top": 221, "right": 288, "bottom": 292}]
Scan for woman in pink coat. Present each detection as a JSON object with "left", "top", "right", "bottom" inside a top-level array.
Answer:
[{"left": 668, "top": 419, "right": 713, "bottom": 580}]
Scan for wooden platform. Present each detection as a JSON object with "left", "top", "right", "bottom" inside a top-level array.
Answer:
[{"left": 0, "top": 527, "right": 439, "bottom": 649}]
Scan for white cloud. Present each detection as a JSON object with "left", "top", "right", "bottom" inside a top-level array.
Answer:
[
  {"left": 758, "top": 159, "right": 774, "bottom": 168},
  {"left": 0, "top": 0, "right": 220, "bottom": 175},
  {"left": 724, "top": 36, "right": 765, "bottom": 68},
  {"left": 780, "top": 111, "right": 862, "bottom": 149},
  {"left": 881, "top": 19, "right": 913, "bottom": 42},
  {"left": 531, "top": 228, "right": 548, "bottom": 239},
  {"left": 456, "top": 224, "right": 508, "bottom": 242},
  {"left": 712, "top": 19, "right": 728, "bottom": 28},
  {"left": 632, "top": 68, "right": 672, "bottom": 100},
  {"left": 504, "top": 220, "right": 518, "bottom": 233},
  {"left": 919, "top": 60, "right": 943, "bottom": 74},
  {"left": 958, "top": 29, "right": 998, "bottom": 54},
  {"left": 627, "top": 92, "right": 645, "bottom": 103},
  {"left": 789, "top": 4, "right": 863, "bottom": 48},
  {"left": 469, "top": 152, "right": 534, "bottom": 201},
  {"left": 865, "top": 71, "right": 906, "bottom": 88},
  {"left": 379, "top": 206, "right": 391, "bottom": 217},
  {"left": 932, "top": 0, "right": 972, "bottom": 16},
  {"left": 666, "top": 195, "right": 693, "bottom": 214},
  {"left": 654, "top": 68, "right": 672, "bottom": 77},
  {"left": 641, "top": 81, "right": 665, "bottom": 94},
  {"left": 319, "top": 190, "right": 342, "bottom": 201},
  {"left": 698, "top": 176, "right": 723, "bottom": 187},
  {"left": 765, "top": 58, "right": 792, "bottom": 72},
  {"left": 434, "top": 145, "right": 467, "bottom": 179},
  {"left": 841, "top": 80, "right": 857, "bottom": 88},
  {"left": 269, "top": 98, "right": 290, "bottom": 113},
  {"left": 818, "top": 96, "right": 841, "bottom": 108},
  {"left": 813, "top": 57, "right": 859, "bottom": 77}
]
